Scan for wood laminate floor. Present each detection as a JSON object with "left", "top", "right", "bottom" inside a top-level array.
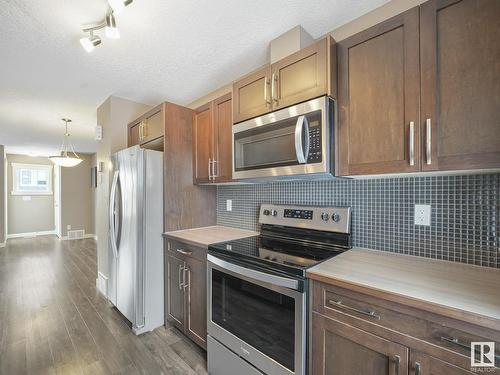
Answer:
[{"left": 0, "top": 236, "right": 208, "bottom": 375}]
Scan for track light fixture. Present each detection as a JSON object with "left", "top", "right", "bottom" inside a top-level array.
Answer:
[
  {"left": 79, "top": 0, "right": 133, "bottom": 52},
  {"left": 79, "top": 31, "right": 102, "bottom": 53}
]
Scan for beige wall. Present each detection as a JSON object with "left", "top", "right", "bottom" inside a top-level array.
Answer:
[
  {"left": 187, "top": 0, "right": 423, "bottom": 108},
  {"left": 0, "top": 146, "right": 5, "bottom": 244},
  {"left": 6, "top": 154, "right": 55, "bottom": 235},
  {"left": 60, "top": 154, "right": 95, "bottom": 237},
  {"left": 95, "top": 96, "right": 152, "bottom": 280}
]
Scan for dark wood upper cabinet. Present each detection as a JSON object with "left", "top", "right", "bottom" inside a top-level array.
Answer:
[
  {"left": 272, "top": 36, "right": 335, "bottom": 111},
  {"left": 420, "top": 0, "right": 500, "bottom": 171},
  {"left": 127, "top": 104, "right": 165, "bottom": 150},
  {"left": 410, "top": 351, "right": 473, "bottom": 375},
  {"left": 232, "top": 36, "right": 336, "bottom": 124},
  {"left": 193, "top": 93, "right": 234, "bottom": 184},
  {"left": 312, "top": 312, "right": 409, "bottom": 375},
  {"left": 193, "top": 103, "right": 213, "bottom": 184},
  {"left": 213, "top": 93, "right": 233, "bottom": 182},
  {"left": 232, "top": 65, "right": 272, "bottom": 124},
  {"left": 337, "top": 8, "right": 420, "bottom": 176}
]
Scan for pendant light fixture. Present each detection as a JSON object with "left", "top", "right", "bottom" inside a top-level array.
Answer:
[{"left": 49, "top": 119, "right": 83, "bottom": 167}]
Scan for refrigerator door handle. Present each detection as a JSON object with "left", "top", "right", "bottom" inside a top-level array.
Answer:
[{"left": 109, "top": 170, "right": 120, "bottom": 258}]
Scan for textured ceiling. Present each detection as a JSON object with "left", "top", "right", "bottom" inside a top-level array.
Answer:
[{"left": 0, "top": 0, "right": 387, "bottom": 156}]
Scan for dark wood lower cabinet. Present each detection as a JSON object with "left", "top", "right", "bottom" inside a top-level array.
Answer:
[
  {"left": 410, "top": 351, "right": 473, "bottom": 375},
  {"left": 312, "top": 312, "right": 408, "bottom": 375},
  {"left": 165, "top": 240, "right": 207, "bottom": 350}
]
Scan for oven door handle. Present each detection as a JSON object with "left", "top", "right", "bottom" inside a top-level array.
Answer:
[
  {"left": 208, "top": 254, "right": 299, "bottom": 291},
  {"left": 294, "top": 115, "right": 310, "bottom": 164}
]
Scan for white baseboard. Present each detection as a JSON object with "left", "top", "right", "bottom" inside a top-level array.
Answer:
[
  {"left": 60, "top": 233, "right": 97, "bottom": 241},
  {"left": 96, "top": 272, "right": 108, "bottom": 297},
  {"left": 7, "top": 230, "right": 56, "bottom": 239}
]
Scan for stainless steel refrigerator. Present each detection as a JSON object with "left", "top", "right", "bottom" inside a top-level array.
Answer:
[{"left": 108, "top": 145, "right": 164, "bottom": 335}]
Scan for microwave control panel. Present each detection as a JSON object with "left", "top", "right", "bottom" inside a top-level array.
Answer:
[{"left": 307, "top": 120, "right": 322, "bottom": 163}]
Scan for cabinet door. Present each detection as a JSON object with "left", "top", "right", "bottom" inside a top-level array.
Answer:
[
  {"left": 312, "top": 312, "right": 408, "bottom": 375},
  {"left": 232, "top": 65, "right": 272, "bottom": 124},
  {"left": 410, "top": 351, "right": 473, "bottom": 375},
  {"left": 271, "top": 37, "right": 329, "bottom": 110},
  {"left": 193, "top": 103, "right": 213, "bottom": 184},
  {"left": 143, "top": 109, "right": 163, "bottom": 143},
  {"left": 420, "top": 0, "right": 500, "bottom": 171},
  {"left": 128, "top": 122, "right": 141, "bottom": 147},
  {"left": 184, "top": 256, "right": 207, "bottom": 349},
  {"left": 338, "top": 8, "right": 420, "bottom": 176},
  {"left": 166, "top": 253, "right": 185, "bottom": 330},
  {"left": 213, "top": 93, "right": 233, "bottom": 182}
]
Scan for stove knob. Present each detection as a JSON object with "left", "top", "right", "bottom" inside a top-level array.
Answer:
[
  {"left": 263, "top": 209, "right": 270, "bottom": 216},
  {"left": 332, "top": 213, "right": 341, "bottom": 222},
  {"left": 321, "top": 212, "right": 330, "bottom": 222},
  {"left": 270, "top": 209, "right": 278, "bottom": 217}
]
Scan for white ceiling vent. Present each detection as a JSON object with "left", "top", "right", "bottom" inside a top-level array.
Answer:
[{"left": 68, "top": 230, "right": 85, "bottom": 240}]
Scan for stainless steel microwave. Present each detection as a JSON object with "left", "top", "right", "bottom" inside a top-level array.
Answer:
[{"left": 232, "top": 96, "right": 334, "bottom": 180}]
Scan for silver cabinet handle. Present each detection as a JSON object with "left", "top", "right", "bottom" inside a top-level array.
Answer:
[
  {"left": 212, "top": 159, "right": 217, "bottom": 179},
  {"left": 271, "top": 73, "right": 278, "bottom": 103},
  {"left": 426, "top": 118, "right": 432, "bottom": 165},
  {"left": 264, "top": 77, "right": 271, "bottom": 106},
  {"left": 183, "top": 266, "right": 189, "bottom": 290},
  {"left": 139, "top": 122, "right": 143, "bottom": 140},
  {"left": 394, "top": 355, "right": 401, "bottom": 375},
  {"left": 440, "top": 336, "right": 470, "bottom": 351},
  {"left": 328, "top": 299, "right": 381, "bottom": 320},
  {"left": 143, "top": 120, "right": 148, "bottom": 139},
  {"left": 208, "top": 158, "right": 212, "bottom": 181},
  {"left": 176, "top": 248, "right": 192, "bottom": 256},
  {"left": 414, "top": 362, "right": 421, "bottom": 375},
  {"left": 294, "top": 115, "right": 309, "bottom": 164},
  {"left": 178, "top": 263, "right": 184, "bottom": 289},
  {"left": 409, "top": 121, "right": 415, "bottom": 166}
]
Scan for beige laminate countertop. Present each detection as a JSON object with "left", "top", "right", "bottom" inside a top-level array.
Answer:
[
  {"left": 163, "top": 225, "right": 258, "bottom": 248},
  {"left": 307, "top": 248, "right": 500, "bottom": 330}
]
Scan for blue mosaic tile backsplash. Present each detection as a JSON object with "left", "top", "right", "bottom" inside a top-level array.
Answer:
[{"left": 217, "top": 174, "right": 500, "bottom": 268}]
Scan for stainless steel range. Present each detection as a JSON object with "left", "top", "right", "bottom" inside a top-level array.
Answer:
[{"left": 207, "top": 204, "right": 352, "bottom": 375}]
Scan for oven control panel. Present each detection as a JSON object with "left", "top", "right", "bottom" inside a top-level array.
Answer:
[
  {"left": 283, "top": 209, "right": 313, "bottom": 220},
  {"left": 260, "top": 204, "right": 351, "bottom": 234}
]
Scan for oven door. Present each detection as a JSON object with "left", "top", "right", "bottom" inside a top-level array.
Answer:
[
  {"left": 232, "top": 96, "right": 332, "bottom": 180},
  {"left": 207, "top": 254, "right": 306, "bottom": 375}
]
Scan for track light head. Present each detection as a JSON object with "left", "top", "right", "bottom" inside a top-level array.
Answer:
[
  {"left": 105, "top": 13, "right": 120, "bottom": 39},
  {"left": 108, "top": 0, "right": 133, "bottom": 14},
  {"left": 79, "top": 32, "right": 101, "bottom": 53}
]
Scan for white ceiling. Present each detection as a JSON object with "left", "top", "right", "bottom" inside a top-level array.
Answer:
[{"left": 0, "top": 0, "right": 387, "bottom": 156}]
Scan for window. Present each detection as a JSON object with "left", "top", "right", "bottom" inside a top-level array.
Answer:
[{"left": 12, "top": 163, "right": 53, "bottom": 195}]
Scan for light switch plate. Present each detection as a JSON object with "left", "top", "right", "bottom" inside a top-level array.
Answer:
[
  {"left": 414, "top": 204, "right": 431, "bottom": 226},
  {"left": 67, "top": 225, "right": 72, "bottom": 230},
  {"left": 22, "top": 196, "right": 31, "bottom": 201},
  {"left": 226, "top": 199, "right": 232, "bottom": 211}
]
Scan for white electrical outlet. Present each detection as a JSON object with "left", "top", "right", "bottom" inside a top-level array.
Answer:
[
  {"left": 226, "top": 199, "right": 232, "bottom": 211},
  {"left": 414, "top": 204, "right": 431, "bottom": 226},
  {"left": 67, "top": 224, "right": 72, "bottom": 230}
]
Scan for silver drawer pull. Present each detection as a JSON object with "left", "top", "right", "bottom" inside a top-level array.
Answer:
[
  {"left": 328, "top": 299, "right": 381, "bottom": 320},
  {"left": 414, "top": 362, "right": 421, "bottom": 375},
  {"left": 440, "top": 336, "right": 470, "bottom": 351},
  {"left": 394, "top": 355, "right": 401, "bottom": 375},
  {"left": 178, "top": 264, "right": 184, "bottom": 289},
  {"left": 176, "top": 248, "right": 192, "bottom": 256}
]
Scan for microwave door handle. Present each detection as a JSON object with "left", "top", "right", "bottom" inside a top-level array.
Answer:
[{"left": 294, "top": 115, "right": 310, "bottom": 164}]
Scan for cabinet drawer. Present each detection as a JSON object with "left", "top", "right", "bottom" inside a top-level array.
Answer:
[
  {"left": 166, "top": 238, "right": 206, "bottom": 262},
  {"left": 312, "top": 282, "right": 500, "bottom": 368}
]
